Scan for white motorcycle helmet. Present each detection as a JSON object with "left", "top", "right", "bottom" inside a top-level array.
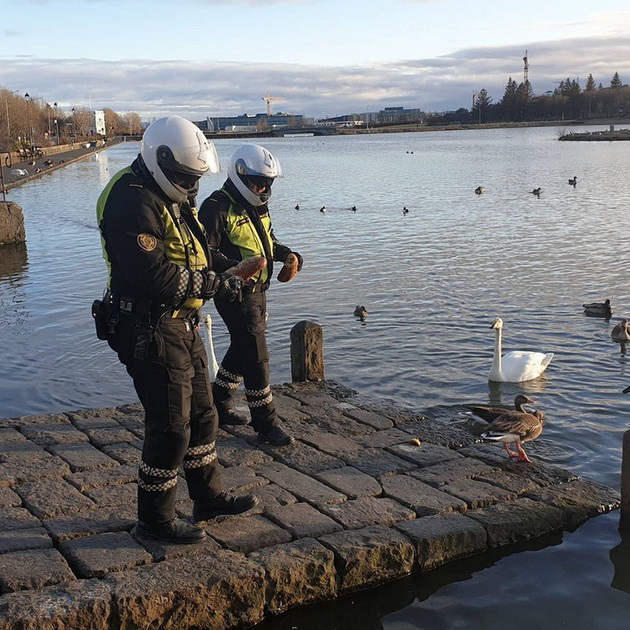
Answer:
[
  {"left": 140, "top": 115, "right": 220, "bottom": 203},
  {"left": 228, "top": 144, "right": 282, "bottom": 207}
]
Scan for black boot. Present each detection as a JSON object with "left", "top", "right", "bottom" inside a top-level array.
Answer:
[
  {"left": 193, "top": 491, "right": 259, "bottom": 522},
  {"left": 257, "top": 423, "right": 295, "bottom": 446},
  {"left": 135, "top": 518, "right": 206, "bottom": 544},
  {"left": 218, "top": 409, "right": 249, "bottom": 426}
]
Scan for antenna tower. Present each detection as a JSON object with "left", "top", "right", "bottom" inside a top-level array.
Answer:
[{"left": 523, "top": 50, "right": 529, "bottom": 84}]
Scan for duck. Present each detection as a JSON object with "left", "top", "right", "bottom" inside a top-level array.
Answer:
[
  {"left": 202, "top": 314, "right": 219, "bottom": 380},
  {"left": 568, "top": 176, "right": 577, "bottom": 186},
  {"left": 467, "top": 394, "right": 534, "bottom": 423},
  {"left": 320, "top": 206, "right": 326, "bottom": 213},
  {"left": 531, "top": 187, "right": 542, "bottom": 196},
  {"left": 294, "top": 204, "right": 300, "bottom": 210},
  {"left": 611, "top": 319, "right": 630, "bottom": 354},
  {"left": 583, "top": 298, "right": 612, "bottom": 318},
  {"left": 475, "top": 186, "right": 485, "bottom": 195},
  {"left": 351, "top": 205, "right": 357, "bottom": 212},
  {"left": 480, "top": 404, "right": 544, "bottom": 462},
  {"left": 402, "top": 206, "right": 409, "bottom": 215},
  {"left": 489, "top": 318, "right": 554, "bottom": 382},
  {"left": 353, "top": 305, "right": 368, "bottom": 321}
]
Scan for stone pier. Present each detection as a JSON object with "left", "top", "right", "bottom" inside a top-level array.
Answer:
[{"left": 0, "top": 381, "right": 620, "bottom": 629}]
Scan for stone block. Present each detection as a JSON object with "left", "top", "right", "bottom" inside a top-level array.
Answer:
[
  {"left": 335, "top": 403, "right": 394, "bottom": 430},
  {"left": 108, "top": 549, "right": 265, "bottom": 629},
  {"left": 84, "top": 483, "right": 136, "bottom": 508},
  {"left": 0, "top": 202, "right": 25, "bottom": 245},
  {"left": 101, "top": 442, "right": 142, "bottom": 466},
  {"left": 82, "top": 426, "right": 137, "bottom": 447},
  {"left": 381, "top": 475, "right": 468, "bottom": 516},
  {"left": 466, "top": 497, "right": 567, "bottom": 546},
  {"left": 386, "top": 442, "right": 464, "bottom": 468},
  {"left": 15, "top": 479, "right": 95, "bottom": 519},
  {"left": 410, "top": 458, "right": 497, "bottom": 487},
  {"left": 134, "top": 530, "right": 220, "bottom": 562},
  {"left": 0, "top": 548, "right": 75, "bottom": 593},
  {"left": 203, "top": 515, "right": 292, "bottom": 553},
  {"left": 258, "top": 441, "right": 345, "bottom": 475},
  {"left": 0, "top": 507, "right": 41, "bottom": 532},
  {"left": 0, "top": 454, "right": 71, "bottom": 486},
  {"left": 0, "top": 578, "right": 113, "bottom": 630},
  {"left": 342, "top": 448, "right": 416, "bottom": 479},
  {"left": 19, "top": 423, "right": 89, "bottom": 446},
  {"left": 254, "top": 462, "right": 346, "bottom": 506},
  {"left": 315, "top": 466, "right": 382, "bottom": 499},
  {"left": 290, "top": 321, "right": 324, "bottom": 382},
  {"left": 299, "top": 431, "right": 363, "bottom": 459},
  {"left": 266, "top": 502, "right": 342, "bottom": 538},
  {"left": 456, "top": 444, "right": 514, "bottom": 466},
  {"left": 0, "top": 429, "right": 26, "bottom": 445},
  {"left": 66, "top": 408, "right": 128, "bottom": 425},
  {"left": 319, "top": 525, "right": 415, "bottom": 594},
  {"left": 217, "top": 437, "right": 274, "bottom": 468},
  {"left": 299, "top": 409, "right": 374, "bottom": 438},
  {"left": 43, "top": 504, "right": 137, "bottom": 543},
  {"left": 525, "top": 479, "right": 621, "bottom": 529},
  {"left": 0, "top": 488, "right": 20, "bottom": 509},
  {"left": 320, "top": 497, "right": 416, "bottom": 529},
  {"left": 251, "top": 483, "right": 298, "bottom": 512},
  {"left": 59, "top": 531, "right": 152, "bottom": 578},
  {"left": 356, "top": 428, "right": 412, "bottom": 449},
  {"left": 0, "top": 441, "right": 45, "bottom": 457},
  {"left": 219, "top": 465, "right": 269, "bottom": 493},
  {"left": 400, "top": 418, "right": 479, "bottom": 447},
  {"left": 0, "top": 527, "right": 52, "bottom": 555},
  {"left": 48, "top": 443, "right": 119, "bottom": 472},
  {"left": 273, "top": 393, "right": 311, "bottom": 423},
  {"left": 66, "top": 465, "right": 137, "bottom": 492},
  {"left": 396, "top": 513, "right": 488, "bottom": 570},
  {"left": 249, "top": 538, "right": 336, "bottom": 614},
  {"left": 474, "top": 470, "right": 542, "bottom": 495},
  {"left": 440, "top": 479, "right": 517, "bottom": 509},
  {"left": 0, "top": 413, "right": 69, "bottom": 429}
]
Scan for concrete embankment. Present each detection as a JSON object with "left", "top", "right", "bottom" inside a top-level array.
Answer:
[{"left": 0, "top": 380, "right": 619, "bottom": 629}]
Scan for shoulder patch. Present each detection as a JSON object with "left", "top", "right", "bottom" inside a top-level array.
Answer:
[{"left": 137, "top": 233, "right": 158, "bottom": 252}]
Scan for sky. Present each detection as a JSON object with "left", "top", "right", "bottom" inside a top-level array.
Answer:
[{"left": 1, "top": 0, "right": 630, "bottom": 121}]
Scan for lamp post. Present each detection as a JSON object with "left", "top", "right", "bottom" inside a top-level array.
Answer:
[
  {"left": 71, "top": 107, "right": 76, "bottom": 143},
  {"left": 46, "top": 103, "right": 51, "bottom": 138},
  {"left": 24, "top": 92, "right": 33, "bottom": 154},
  {"left": 53, "top": 102, "right": 59, "bottom": 145}
]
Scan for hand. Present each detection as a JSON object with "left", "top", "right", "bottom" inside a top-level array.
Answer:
[
  {"left": 216, "top": 274, "right": 243, "bottom": 302},
  {"left": 199, "top": 269, "right": 220, "bottom": 299},
  {"left": 292, "top": 251, "right": 303, "bottom": 271}
]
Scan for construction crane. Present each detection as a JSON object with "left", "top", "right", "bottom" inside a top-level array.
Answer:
[{"left": 262, "top": 93, "right": 283, "bottom": 117}]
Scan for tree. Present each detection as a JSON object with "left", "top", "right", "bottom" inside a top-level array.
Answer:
[
  {"left": 585, "top": 74, "right": 596, "bottom": 94},
  {"left": 611, "top": 72, "right": 623, "bottom": 88},
  {"left": 473, "top": 88, "right": 492, "bottom": 122}
]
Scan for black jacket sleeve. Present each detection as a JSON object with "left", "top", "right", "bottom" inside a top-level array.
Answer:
[{"left": 198, "top": 190, "right": 239, "bottom": 272}]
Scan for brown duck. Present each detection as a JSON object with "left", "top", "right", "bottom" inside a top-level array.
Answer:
[
  {"left": 480, "top": 396, "right": 544, "bottom": 463},
  {"left": 467, "top": 394, "right": 533, "bottom": 423},
  {"left": 611, "top": 319, "right": 630, "bottom": 354}
]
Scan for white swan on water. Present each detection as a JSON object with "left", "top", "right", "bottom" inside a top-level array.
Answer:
[
  {"left": 202, "top": 314, "right": 219, "bottom": 380},
  {"left": 489, "top": 317, "right": 553, "bottom": 383}
]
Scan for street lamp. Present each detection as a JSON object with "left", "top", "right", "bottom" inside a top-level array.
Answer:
[
  {"left": 71, "top": 107, "right": 76, "bottom": 143},
  {"left": 53, "top": 102, "right": 59, "bottom": 145},
  {"left": 24, "top": 92, "right": 33, "bottom": 153}
]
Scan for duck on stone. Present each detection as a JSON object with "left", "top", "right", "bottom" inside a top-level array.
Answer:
[
  {"left": 467, "top": 394, "right": 534, "bottom": 423},
  {"left": 480, "top": 398, "right": 544, "bottom": 462}
]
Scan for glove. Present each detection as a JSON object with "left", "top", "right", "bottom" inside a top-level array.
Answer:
[
  {"left": 198, "top": 269, "right": 220, "bottom": 300},
  {"left": 215, "top": 274, "right": 243, "bottom": 303},
  {"left": 292, "top": 251, "right": 303, "bottom": 271}
]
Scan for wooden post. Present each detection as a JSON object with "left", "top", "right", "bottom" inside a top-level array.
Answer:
[
  {"left": 622, "top": 430, "right": 630, "bottom": 531},
  {"left": 290, "top": 320, "right": 324, "bottom": 382}
]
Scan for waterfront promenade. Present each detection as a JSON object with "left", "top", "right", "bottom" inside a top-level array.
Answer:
[{"left": 0, "top": 379, "right": 619, "bottom": 629}]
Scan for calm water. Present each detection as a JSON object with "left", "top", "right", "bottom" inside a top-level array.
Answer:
[{"left": 3, "top": 127, "right": 630, "bottom": 627}]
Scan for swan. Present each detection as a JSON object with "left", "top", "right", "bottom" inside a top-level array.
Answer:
[
  {"left": 202, "top": 314, "right": 219, "bottom": 380},
  {"left": 583, "top": 299, "right": 612, "bottom": 318},
  {"left": 489, "top": 318, "right": 554, "bottom": 382},
  {"left": 480, "top": 405, "right": 544, "bottom": 462},
  {"left": 467, "top": 394, "right": 534, "bottom": 423},
  {"left": 611, "top": 319, "right": 630, "bottom": 354}
]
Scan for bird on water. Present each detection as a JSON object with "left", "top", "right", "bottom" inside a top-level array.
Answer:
[
  {"left": 480, "top": 395, "right": 544, "bottom": 462},
  {"left": 531, "top": 187, "right": 542, "bottom": 196},
  {"left": 320, "top": 206, "right": 326, "bottom": 213},
  {"left": 611, "top": 319, "right": 630, "bottom": 354},
  {"left": 488, "top": 317, "right": 554, "bottom": 383},
  {"left": 583, "top": 299, "right": 612, "bottom": 318},
  {"left": 353, "top": 305, "right": 368, "bottom": 321},
  {"left": 295, "top": 204, "right": 300, "bottom": 210},
  {"left": 475, "top": 186, "right": 485, "bottom": 195},
  {"left": 568, "top": 176, "right": 577, "bottom": 186},
  {"left": 402, "top": 206, "right": 409, "bottom": 215}
]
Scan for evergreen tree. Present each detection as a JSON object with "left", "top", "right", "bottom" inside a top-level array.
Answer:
[
  {"left": 611, "top": 72, "right": 623, "bottom": 88},
  {"left": 585, "top": 74, "right": 596, "bottom": 93},
  {"left": 473, "top": 89, "right": 492, "bottom": 122}
]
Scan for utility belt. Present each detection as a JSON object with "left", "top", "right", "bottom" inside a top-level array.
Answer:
[{"left": 242, "top": 281, "right": 269, "bottom": 294}]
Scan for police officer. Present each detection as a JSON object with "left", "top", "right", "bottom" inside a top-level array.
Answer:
[
  {"left": 199, "top": 144, "right": 301, "bottom": 446},
  {"left": 96, "top": 116, "right": 258, "bottom": 545}
]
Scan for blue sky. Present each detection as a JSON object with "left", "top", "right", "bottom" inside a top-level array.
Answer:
[{"left": 2, "top": 0, "right": 629, "bottom": 120}]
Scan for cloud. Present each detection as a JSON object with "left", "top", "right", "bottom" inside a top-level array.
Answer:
[{"left": 2, "top": 34, "right": 629, "bottom": 119}]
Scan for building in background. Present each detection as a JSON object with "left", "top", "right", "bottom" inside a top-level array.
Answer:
[{"left": 195, "top": 112, "right": 305, "bottom": 132}]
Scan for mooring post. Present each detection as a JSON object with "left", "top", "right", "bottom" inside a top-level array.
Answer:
[
  {"left": 290, "top": 320, "right": 324, "bottom": 382},
  {"left": 622, "top": 430, "right": 630, "bottom": 530}
]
